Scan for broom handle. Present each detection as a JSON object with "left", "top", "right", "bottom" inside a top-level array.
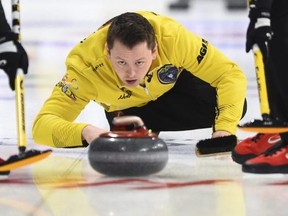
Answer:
[
  {"left": 253, "top": 44, "right": 271, "bottom": 120},
  {"left": 12, "top": 0, "right": 27, "bottom": 153}
]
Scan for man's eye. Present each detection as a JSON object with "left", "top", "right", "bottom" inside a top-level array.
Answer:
[
  {"left": 136, "top": 61, "right": 144, "bottom": 66},
  {"left": 118, "top": 61, "right": 126, "bottom": 65}
]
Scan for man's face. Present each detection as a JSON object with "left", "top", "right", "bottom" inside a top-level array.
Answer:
[{"left": 107, "top": 40, "right": 157, "bottom": 87}]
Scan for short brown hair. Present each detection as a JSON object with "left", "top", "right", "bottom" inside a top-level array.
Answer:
[{"left": 106, "top": 12, "right": 156, "bottom": 50}]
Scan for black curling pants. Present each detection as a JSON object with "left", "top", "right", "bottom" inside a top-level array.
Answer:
[
  {"left": 265, "top": 0, "right": 288, "bottom": 141},
  {"left": 265, "top": 0, "right": 288, "bottom": 122},
  {"left": 105, "top": 70, "right": 247, "bottom": 132}
]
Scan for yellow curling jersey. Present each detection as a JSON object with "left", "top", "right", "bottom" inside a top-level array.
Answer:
[{"left": 33, "top": 11, "right": 247, "bottom": 148}]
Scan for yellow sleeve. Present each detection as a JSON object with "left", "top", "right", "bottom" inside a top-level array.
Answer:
[
  {"left": 32, "top": 64, "right": 95, "bottom": 148},
  {"left": 175, "top": 25, "right": 247, "bottom": 134},
  {"left": 32, "top": 86, "right": 90, "bottom": 148},
  {"left": 32, "top": 28, "right": 108, "bottom": 148}
]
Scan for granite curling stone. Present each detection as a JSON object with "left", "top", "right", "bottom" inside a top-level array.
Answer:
[{"left": 88, "top": 116, "right": 168, "bottom": 176}]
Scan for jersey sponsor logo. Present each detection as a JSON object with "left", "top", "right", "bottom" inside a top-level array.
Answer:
[
  {"left": 157, "top": 64, "right": 178, "bottom": 84},
  {"left": 197, "top": 39, "right": 208, "bottom": 64},
  {"left": 56, "top": 81, "right": 76, "bottom": 101},
  {"left": 145, "top": 71, "right": 153, "bottom": 83},
  {"left": 118, "top": 87, "right": 132, "bottom": 100},
  {"left": 56, "top": 74, "right": 79, "bottom": 101},
  {"left": 92, "top": 63, "right": 104, "bottom": 72},
  {"left": 61, "top": 74, "right": 79, "bottom": 90}
]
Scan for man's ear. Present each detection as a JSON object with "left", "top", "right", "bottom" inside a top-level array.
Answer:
[
  {"left": 152, "top": 43, "right": 157, "bottom": 60},
  {"left": 105, "top": 43, "right": 111, "bottom": 58}
]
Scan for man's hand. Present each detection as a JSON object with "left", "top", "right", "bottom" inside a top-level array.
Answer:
[
  {"left": 82, "top": 125, "right": 109, "bottom": 145},
  {"left": 212, "top": 130, "right": 231, "bottom": 138},
  {"left": 0, "top": 33, "right": 28, "bottom": 90}
]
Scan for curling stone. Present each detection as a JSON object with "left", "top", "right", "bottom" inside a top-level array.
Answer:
[{"left": 88, "top": 116, "right": 168, "bottom": 176}]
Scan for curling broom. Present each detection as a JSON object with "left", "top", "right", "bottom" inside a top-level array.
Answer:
[
  {"left": 253, "top": 44, "right": 270, "bottom": 118},
  {"left": 0, "top": 0, "right": 52, "bottom": 172},
  {"left": 195, "top": 45, "right": 269, "bottom": 156},
  {"left": 238, "top": 45, "right": 288, "bottom": 133}
]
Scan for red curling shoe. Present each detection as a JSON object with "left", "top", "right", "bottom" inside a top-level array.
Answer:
[
  {"left": 242, "top": 142, "right": 288, "bottom": 174},
  {"left": 232, "top": 133, "right": 281, "bottom": 164}
]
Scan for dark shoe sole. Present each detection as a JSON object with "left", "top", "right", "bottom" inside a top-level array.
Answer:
[
  {"left": 231, "top": 150, "right": 256, "bottom": 164},
  {"left": 0, "top": 171, "right": 10, "bottom": 176},
  {"left": 242, "top": 163, "right": 288, "bottom": 174}
]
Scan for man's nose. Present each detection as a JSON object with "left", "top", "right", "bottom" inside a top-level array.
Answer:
[{"left": 126, "top": 67, "right": 136, "bottom": 77}]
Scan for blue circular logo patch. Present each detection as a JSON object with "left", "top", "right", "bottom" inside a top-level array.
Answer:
[{"left": 157, "top": 64, "right": 179, "bottom": 84}]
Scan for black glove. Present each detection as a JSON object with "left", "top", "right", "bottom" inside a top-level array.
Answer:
[
  {"left": 245, "top": 1, "right": 272, "bottom": 64},
  {"left": 0, "top": 33, "right": 28, "bottom": 90}
]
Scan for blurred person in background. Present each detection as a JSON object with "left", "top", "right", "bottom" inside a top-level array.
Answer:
[{"left": 232, "top": 0, "right": 288, "bottom": 174}]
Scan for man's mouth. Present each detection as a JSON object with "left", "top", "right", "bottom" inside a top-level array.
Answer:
[{"left": 125, "top": 79, "right": 137, "bottom": 85}]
